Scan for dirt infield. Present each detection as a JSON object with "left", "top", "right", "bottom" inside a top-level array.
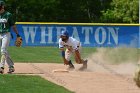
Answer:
[{"left": 3, "top": 62, "right": 140, "bottom": 93}]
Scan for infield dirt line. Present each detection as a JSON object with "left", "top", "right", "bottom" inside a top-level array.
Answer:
[{"left": 4, "top": 63, "right": 140, "bottom": 93}]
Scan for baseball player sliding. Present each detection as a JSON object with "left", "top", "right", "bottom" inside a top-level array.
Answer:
[
  {"left": 59, "top": 30, "right": 88, "bottom": 70},
  {"left": 0, "top": 1, "right": 22, "bottom": 74}
]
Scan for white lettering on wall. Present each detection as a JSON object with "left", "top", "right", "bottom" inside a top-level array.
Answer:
[
  {"left": 40, "top": 26, "right": 53, "bottom": 44},
  {"left": 82, "top": 27, "right": 93, "bottom": 44},
  {"left": 72, "top": 27, "right": 80, "bottom": 41},
  {"left": 95, "top": 27, "right": 106, "bottom": 44},
  {"left": 107, "top": 27, "right": 119, "bottom": 45},
  {"left": 23, "top": 26, "right": 38, "bottom": 43},
  {"left": 22, "top": 25, "right": 119, "bottom": 46}
]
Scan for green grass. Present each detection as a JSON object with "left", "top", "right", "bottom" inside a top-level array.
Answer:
[
  {"left": 0, "top": 75, "right": 73, "bottom": 93},
  {"left": 7, "top": 46, "right": 139, "bottom": 64},
  {"left": 8, "top": 46, "right": 96, "bottom": 63}
]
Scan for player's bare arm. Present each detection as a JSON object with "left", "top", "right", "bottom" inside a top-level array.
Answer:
[
  {"left": 74, "top": 49, "right": 83, "bottom": 64},
  {"left": 12, "top": 25, "right": 19, "bottom": 35},
  {"left": 60, "top": 47, "right": 69, "bottom": 65},
  {"left": 12, "top": 25, "right": 22, "bottom": 47}
]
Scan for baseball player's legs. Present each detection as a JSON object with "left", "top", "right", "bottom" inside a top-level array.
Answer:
[
  {"left": 74, "top": 55, "right": 84, "bottom": 64},
  {"left": 0, "top": 33, "right": 6, "bottom": 73},
  {"left": 65, "top": 49, "right": 75, "bottom": 69},
  {"left": 0, "top": 33, "right": 14, "bottom": 69},
  {"left": 0, "top": 37, "right": 3, "bottom": 73},
  {"left": 74, "top": 46, "right": 83, "bottom": 64},
  {"left": 0, "top": 54, "right": 5, "bottom": 68},
  {"left": 74, "top": 46, "right": 88, "bottom": 70},
  {"left": 6, "top": 53, "right": 14, "bottom": 67},
  {"left": 65, "top": 49, "right": 72, "bottom": 61},
  {"left": 0, "top": 33, "right": 6, "bottom": 68}
]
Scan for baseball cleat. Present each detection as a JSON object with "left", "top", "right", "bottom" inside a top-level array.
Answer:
[
  {"left": 79, "top": 59, "right": 88, "bottom": 71},
  {"left": 7, "top": 66, "right": 15, "bottom": 74},
  {"left": 67, "top": 60, "right": 75, "bottom": 70},
  {"left": 0, "top": 67, "right": 4, "bottom": 74},
  {"left": 67, "top": 64, "right": 75, "bottom": 70}
]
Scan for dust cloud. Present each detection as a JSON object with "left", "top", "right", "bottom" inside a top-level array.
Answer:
[{"left": 86, "top": 48, "right": 139, "bottom": 74}]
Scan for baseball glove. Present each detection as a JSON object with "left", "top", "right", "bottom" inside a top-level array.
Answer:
[
  {"left": 134, "top": 64, "right": 140, "bottom": 88},
  {"left": 15, "top": 34, "right": 22, "bottom": 47}
]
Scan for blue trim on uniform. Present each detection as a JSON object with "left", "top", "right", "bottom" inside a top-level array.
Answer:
[{"left": 61, "top": 51, "right": 65, "bottom": 57}]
